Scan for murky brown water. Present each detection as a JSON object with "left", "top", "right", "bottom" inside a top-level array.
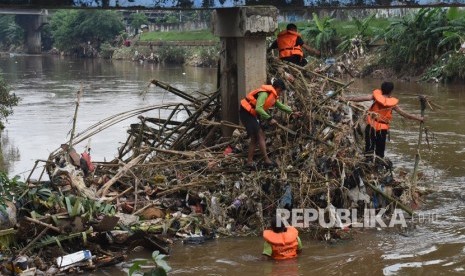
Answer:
[{"left": 1, "top": 55, "right": 464, "bottom": 275}]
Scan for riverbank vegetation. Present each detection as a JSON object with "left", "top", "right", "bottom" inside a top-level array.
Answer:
[
  {"left": 0, "top": 75, "right": 19, "bottom": 172},
  {"left": 3, "top": 8, "right": 465, "bottom": 81},
  {"left": 0, "top": 76, "right": 19, "bottom": 131},
  {"left": 140, "top": 30, "right": 217, "bottom": 42},
  {"left": 297, "top": 8, "right": 465, "bottom": 82},
  {"left": 49, "top": 10, "right": 124, "bottom": 57},
  {"left": 0, "top": 15, "right": 24, "bottom": 51}
]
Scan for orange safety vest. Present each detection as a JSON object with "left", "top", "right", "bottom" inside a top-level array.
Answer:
[
  {"left": 366, "top": 89, "right": 399, "bottom": 131},
  {"left": 277, "top": 30, "right": 304, "bottom": 59},
  {"left": 263, "top": 226, "right": 299, "bottom": 260},
  {"left": 240, "top": 85, "right": 278, "bottom": 117}
]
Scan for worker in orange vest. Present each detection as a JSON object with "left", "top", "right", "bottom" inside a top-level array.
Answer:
[
  {"left": 267, "top": 23, "right": 320, "bottom": 67},
  {"left": 239, "top": 78, "right": 301, "bottom": 170},
  {"left": 345, "top": 81, "right": 424, "bottom": 158},
  {"left": 262, "top": 215, "right": 302, "bottom": 260}
]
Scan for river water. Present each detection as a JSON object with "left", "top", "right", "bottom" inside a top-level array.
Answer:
[{"left": 1, "top": 55, "right": 464, "bottom": 275}]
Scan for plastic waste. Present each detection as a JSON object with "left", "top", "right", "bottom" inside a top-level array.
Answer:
[
  {"left": 223, "top": 145, "right": 233, "bottom": 155},
  {"left": 228, "top": 193, "right": 247, "bottom": 210},
  {"left": 284, "top": 71, "right": 295, "bottom": 82},
  {"left": 279, "top": 184, "right": 293, "bottom": 210},
  {"left": 325, "top": 58, "right": 336, "bottom": 65},
  {"left": 325, "top": 90, "right": 336, "bottom": 97},
  {"left": 14, "top": 255, "right": 28, "bottom": 270},
  {"left": 56, "top": 250, "right": 92, "bottom": 268}
]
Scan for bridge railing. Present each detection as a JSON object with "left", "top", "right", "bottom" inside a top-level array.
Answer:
[{"left": 1, "top": 0, "right": 465, "bottom": 9}]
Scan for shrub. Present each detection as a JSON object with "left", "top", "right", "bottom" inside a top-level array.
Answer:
[
  {"left": 158, "top": 46, "right": 186, "bottom": 64},
  {"left": 100, "top": 42, "right": 116, "bottom": 59},
  {"left": 0, "top": 76, "right": 19, "bottom": 130}
]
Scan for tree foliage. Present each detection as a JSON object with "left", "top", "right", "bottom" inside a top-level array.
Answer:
[
  {"left": 0, "top": 76, "right": 19, "bottom": 130},
  {"left": 302, "top": 13, "right": 338, "bottom": 56},
  {"left": 50, "top": 10, "right": 124, "bottom": 52},
  {"left": 129, "top": 12, "right": 148, "bottom": 32},
  {"left": 375, "top": 8, "right": 449, "bottom": 72},
  {"left": 336, "top": 14, "right": 377, "bottom": 52},
  {"left": 0, "top": 15, "right": 24, "bottom": 48}
]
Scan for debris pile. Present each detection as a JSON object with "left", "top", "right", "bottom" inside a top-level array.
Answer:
[{"left": 0, "top": 57, "right": 421, "bottom": 274}]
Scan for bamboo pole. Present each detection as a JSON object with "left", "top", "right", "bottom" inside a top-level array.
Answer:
[
  {"left": 97, "top": 154, "right": 147, "bottom": 197},
  {"left": 366, "top": 182, "right": 414, "bottom": 216},
  {"left": 103, "top": 186, "right": 134, "bottom": 202},
  {"left": 149, "top": 79, "right": 202, "bottom": 106},
  {"left": 155, "top": 180, "right": 216, "bottom": 197},
  {"left": 411, "top": 96, "right": 427, "bottom": 196},
  {"left": 26, "top": 160, "right": 39, "bottom": 183},
  {"left": 69, "top": 83, "right": 83, "bottom": 149}
]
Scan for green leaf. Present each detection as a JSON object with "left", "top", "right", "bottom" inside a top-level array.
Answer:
[
  {"left": 151, "top": 250, "right": 160, "bottom": 261},
  {"left": 37, "top": 188, "right": 52, "bottom": 200},
  {"left": 312, "top": 12, "right": 323, "bottom": 32},
  {"left": 143, "top": 267, "right": 167, "bottom": 276},
  {"left": 447, "top": 7, "right": 459, "bottom": 21},
  {"left": 65, "top": 197, "right": 72, "bottom": 215},
  {"left": 154, "top": 254, "right": 167, "bottom": 262},
  {"left": 71, "top": 198, "right": 82, "bottom": 217},
  {"left": 155, "top": 259, "right": 171, "bottom": 272},
  {"left": 128, "top": 259, "right": 148, "bottom": 276}
]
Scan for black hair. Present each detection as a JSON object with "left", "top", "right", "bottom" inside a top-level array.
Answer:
[
  {"left": 381, "top": 82, "right": 394, "bottom": 95},
  {"left": 272, "top": 78, "right": 286, "bottom": 91},
  {"left": 270, "top": 215, "right": 287, "bottom": 233},
  {"left": 286, "top": 23, "right": 297, "bottom": 31}
]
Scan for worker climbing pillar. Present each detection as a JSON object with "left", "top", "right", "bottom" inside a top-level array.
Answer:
[{"left": 212, "top": 6, "right": 278, "bottom": 136}]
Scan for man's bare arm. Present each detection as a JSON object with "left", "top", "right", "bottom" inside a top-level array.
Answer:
[
  {"left": 345, "top": 95, "right": 373, "bottom": 102},
  {"left": 302, "top": 44, "right": 320, "bottom": 56},
  {"left": 393, "top": 106, "right": 424, "bottom": 122}
]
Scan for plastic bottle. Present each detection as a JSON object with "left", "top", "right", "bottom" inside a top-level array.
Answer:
[{"left": 56, "top": 250, "right": 92, "bottom": 268}]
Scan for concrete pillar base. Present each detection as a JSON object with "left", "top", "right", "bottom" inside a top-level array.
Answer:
[
  {"left": 16, "top": 14, "right": 44, "bottom": 54},
  {"left": 212, "top": 6, "right": 278, "bottom": 136}
]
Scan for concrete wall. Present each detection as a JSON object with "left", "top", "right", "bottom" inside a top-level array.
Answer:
[{"left": 149, "top": 21, "right": 209, "bottom": 32}]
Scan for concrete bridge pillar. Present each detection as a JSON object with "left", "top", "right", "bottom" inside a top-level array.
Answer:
[
  {"left": 16, "top": 14, "right": 44, "bottom": 54},
  {"left": 212, "top": 6, "right": 278, "bottom": 136}
]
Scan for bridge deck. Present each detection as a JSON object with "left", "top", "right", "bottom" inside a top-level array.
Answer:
[{"left": 1, "top": 0, "right": 465, "bottom": 9}]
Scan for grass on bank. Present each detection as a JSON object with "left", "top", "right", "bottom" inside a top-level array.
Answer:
[
  {"left": 276, "top": 18, "right": 391, "bottom": 37},
  {"left": 140, "top": 30, "right": 218, "bottom": 41}
]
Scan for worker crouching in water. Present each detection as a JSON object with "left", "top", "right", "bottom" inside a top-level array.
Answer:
[
  {"left": 262, "top": 215, "right": 302, "bottom": 260},
  {"left": 345, "top": 81, "right": 424, "bottom": 160},
  {"left": 239, "top": 78, "right": 301, "bottom": 170}
]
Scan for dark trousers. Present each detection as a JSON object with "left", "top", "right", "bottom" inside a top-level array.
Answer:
[
  {"left": 365, "top": 125, "right": 387, "bottom": 158},
  {"left": 282, "top": 55, "right": 307, "bottom": 67}
]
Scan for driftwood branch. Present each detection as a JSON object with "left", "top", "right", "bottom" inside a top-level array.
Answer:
[
  {"left": 97, "top": 154, "right": 146, "bottom": 197},
  {"left": 24, "top": 217, "right": 61, "bottom": 233}
]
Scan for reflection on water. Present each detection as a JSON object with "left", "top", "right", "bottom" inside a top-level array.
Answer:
[
  {"left": 0, "top": 131, "right": 20, "bottom": 173},
  {"left": 1, "top": 56, "right": 465, "bottom": 275},
  {"left": 0, "top": 55, "right": 217, "bottom": 179}
]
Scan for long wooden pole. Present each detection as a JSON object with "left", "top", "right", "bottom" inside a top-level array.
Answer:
[
  {"left": 69, "top": 83, "right": 83, "bottom": 148},
  {"left": 411, "top": 96, "right": 426, "bottom": 195},
  {"left": 366, "top": 182, "right": 414, "bottom": 216}
]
